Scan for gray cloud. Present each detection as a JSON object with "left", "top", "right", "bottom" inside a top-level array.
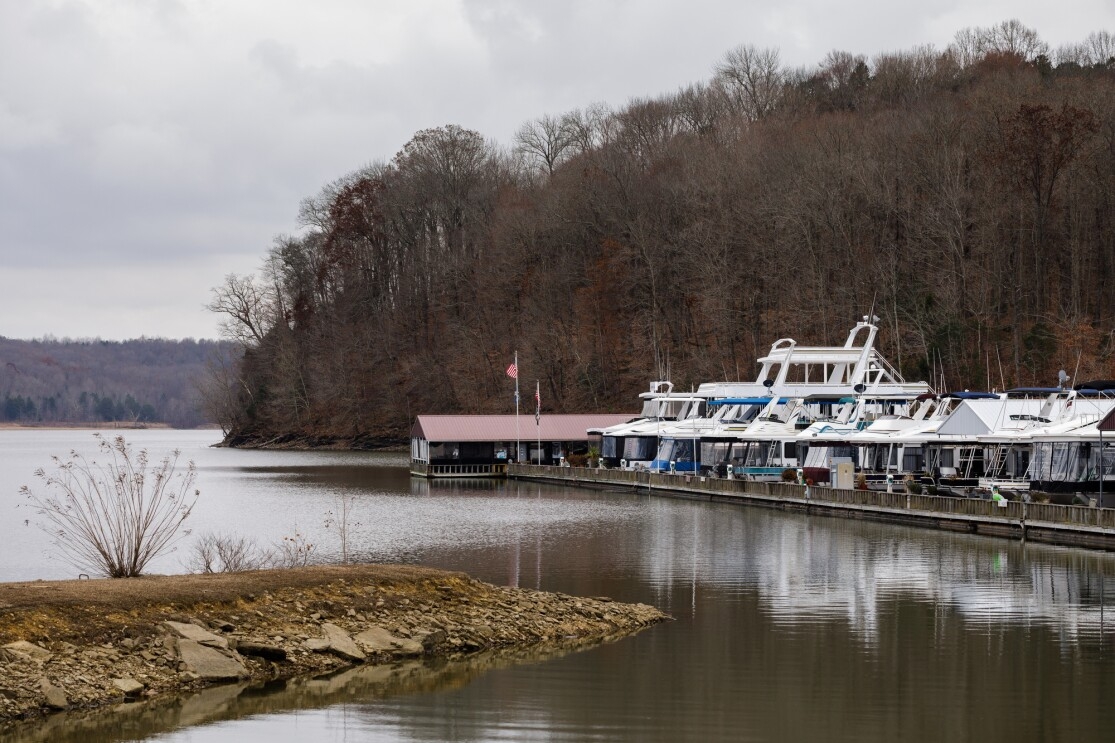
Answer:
[{"left": 1, "top": 0, "right": 1111, "bottom": 339}]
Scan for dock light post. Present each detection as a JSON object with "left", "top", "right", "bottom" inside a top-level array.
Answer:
[
  {"left": 670, "top": 460, "right": 676, "bottom": 474},
  {"left": 886, "top": 473, "right": 894, "bottom": 493}
]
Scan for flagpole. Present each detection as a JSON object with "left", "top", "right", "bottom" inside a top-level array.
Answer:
[
  {"left": 515, "top": 351, "right": 520, "bottom": 462},
  {"left": 536, "top": 380, "right": 541, "bottom": 465}
]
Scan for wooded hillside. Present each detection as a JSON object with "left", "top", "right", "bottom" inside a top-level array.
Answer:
[
  {"left": 207, "top": 22, "right": 1115, "bottom": 445},
  {"left": 0, "top": 337, "right": 228, "bottom": 428}
]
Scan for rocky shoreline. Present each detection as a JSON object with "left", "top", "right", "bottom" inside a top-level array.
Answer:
[{"left": 0, "top": 565, "right": 668, "bottom": 728}]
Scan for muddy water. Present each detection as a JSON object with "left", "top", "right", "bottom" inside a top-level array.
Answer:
[{"left": 3, "top": 429, "right": 1115, "bottom": 741}]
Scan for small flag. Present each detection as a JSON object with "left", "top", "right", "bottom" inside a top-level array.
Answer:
[
  {"left": 534, "top": 382, "right": 540, "bottom": 424},
  {"left": 506, "top": 363, "right": 518, "bottom": 379}
]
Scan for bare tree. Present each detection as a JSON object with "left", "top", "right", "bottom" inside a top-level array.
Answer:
[
  {"left": 1059, "top": 31, "right": 1115, "bottom": 67},
  {"left": 1082, "top": 30, "right": 1115, "bottom": 66},
  {"left": 561, "top": 103, "right": 616, "bottom": 153},
  {"left": 207, "top": 273, "right": 273, "bottom": 347},
  {"left": 323, "top": 493, "right": 359, "bottom": 563},
  {"left": 714, "top": 44, "right": 784, "bottom": 121},
  {"left": 21, "top": 434, "right": 198, "bottom": 578},
  {"left": 515, "top": 114, "right": 575, "bottom": 175},
  {"left": 981, "top": 19, "right": 1050, "bottom": 61},
  {"left": 951, "top": 20, "right": 1049, "bottom": 66}
]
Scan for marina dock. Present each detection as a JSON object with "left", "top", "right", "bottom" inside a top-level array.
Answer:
[{"left": 509, "top": 464, "right": 1115, "bottom": 551}]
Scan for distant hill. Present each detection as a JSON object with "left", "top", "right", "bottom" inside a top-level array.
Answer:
[{"left": 0, "top": 337, "right": 233, "bottom": 428}]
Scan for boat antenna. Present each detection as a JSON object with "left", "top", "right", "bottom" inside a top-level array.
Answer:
[{"left": 995, "top": 345, "right": 1006, "bottom": 391}]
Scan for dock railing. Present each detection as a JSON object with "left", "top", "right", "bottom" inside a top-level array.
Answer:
[
  {"left": 507, "top": 463, "right": 1115, "bottom": 547},
  {"left": 411, "top": 461, "right": 508, "bottom": 478}
]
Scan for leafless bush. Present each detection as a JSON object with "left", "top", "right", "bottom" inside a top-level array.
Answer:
[
  {"left": 20, "top": 433, "right": 198, "bottom": 578},
  {"left": 273, "top": 527, "right": 316, "bottom": 568},
  {"left": 187, "top": 532, "right": 270, "bottom": 573}
]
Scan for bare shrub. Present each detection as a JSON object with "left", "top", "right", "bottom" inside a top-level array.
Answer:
[
  {"left": 20, "top": 434, "right": 198, "bottom": 578},
  {"left": 273, "top": 527, "right": 316, "bottom": 568},
  {"left": 187, "top": 532, "right": 270, "bottom": 573}
]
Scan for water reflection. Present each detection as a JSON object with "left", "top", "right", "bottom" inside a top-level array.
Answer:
[
  {"left": 0, "top": 635, "right": 639, "bottom": 743},
  {"left": 6, "top": 432, "right": 1115, "bottom": 740},
  {"left": 624, "top": 500, "right": 1115, "bottom": 646}
]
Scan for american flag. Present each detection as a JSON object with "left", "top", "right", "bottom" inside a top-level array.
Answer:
[{"left": 505, "top": 363, "right": 518, "bottom": 379}]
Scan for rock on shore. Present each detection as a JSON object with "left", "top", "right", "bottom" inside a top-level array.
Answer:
[{"left": 0, "top": 565, "right": 668, "bottom": 726}]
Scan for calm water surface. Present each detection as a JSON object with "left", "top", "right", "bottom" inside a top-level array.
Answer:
[{"left": 3, "top": 429, "right": 1115, "bottom": 741}]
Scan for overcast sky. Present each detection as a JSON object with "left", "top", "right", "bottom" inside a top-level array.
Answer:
[{"left": 1, "top": 0, "right": 1112, "bottom": 341}]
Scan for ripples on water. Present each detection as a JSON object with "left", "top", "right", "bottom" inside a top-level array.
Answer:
[{"left": 3, "top": 430, "right": 1115, "bottom": 741}]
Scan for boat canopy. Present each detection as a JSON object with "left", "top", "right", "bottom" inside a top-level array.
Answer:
[
  {"left": 707, "top": 397, "right": 788, "bottom": 406},
  {"left": 942, "top": 391, "right": 999, "bottom": 400},
  {"left": 1075, "top": 380, "right": 1115, "bottom": 392},
  {"left": 1006, "top": 387, "right": 1061, "bottom": 397}
]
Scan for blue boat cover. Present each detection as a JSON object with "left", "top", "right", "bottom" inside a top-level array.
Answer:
[
  {"left": 1006, "top": 387, "right": 1061, "bottom": 396},
  {"left": 943, "top": 391, "right": 1000, "bottom": 399}
]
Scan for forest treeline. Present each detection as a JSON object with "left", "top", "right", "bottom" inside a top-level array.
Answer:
[
  {"left": 0, "top": 337, "right": 229, "bottom": 428},
  {"left": 206, "top": 21, "right": 1115, "bottom": 445}
]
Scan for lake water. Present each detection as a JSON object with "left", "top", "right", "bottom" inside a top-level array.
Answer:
[{"left": 3, "top": 429, "right": 1115, "bottom": 741}]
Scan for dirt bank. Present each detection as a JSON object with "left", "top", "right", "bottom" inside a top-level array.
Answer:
[{"left": 0, "top": 565, "right": 668, "bottom": 727}]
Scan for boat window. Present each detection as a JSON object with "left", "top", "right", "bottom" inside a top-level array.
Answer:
[
  {"left": 1028, "top": 443, "right": 1050, "bottom": 480},
  {"left": 902, "top": 446, "right": 924, "bottom": 473},
  {"left": 624, "top": 437, "right": 657, "bottom": 461},
  {"left": 1050, "top": 443, "right": 1073, "bottom": 481},
  {"left": 1102, "top": 444, "right": 1115, "bottom": 479},
  {"left": 783, "top": 441, "right": 797, "bottom": 461},
  {"left": 803, "top": 447, "right": 827, "bottom": 468},
  {"left": 602, "top": 437, "right": 618, "bottom": 458},
  {"left": 745, "top": 443, "right": 769, "bottom": 466},
  {"left": 674, "top": 439, "right": 695, "bottom": 462},
  {"left": 654, "top": 439, "right": 694, "bottom": 463},
  {"left": 701, "top": 441, "right": 732, "bottom": 463}
]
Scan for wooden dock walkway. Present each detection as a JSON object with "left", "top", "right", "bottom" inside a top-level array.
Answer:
[{"left": 508, "top": 464, "right": 1115, "bottom": 551}]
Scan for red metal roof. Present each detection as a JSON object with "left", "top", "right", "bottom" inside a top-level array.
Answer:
[{"left": 411, "top": 414, "right": 636, "bottom": 442}]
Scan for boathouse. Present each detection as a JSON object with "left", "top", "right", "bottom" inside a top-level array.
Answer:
[{"left": 410, "top": 414, "right": 635, "bottom": 477}]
